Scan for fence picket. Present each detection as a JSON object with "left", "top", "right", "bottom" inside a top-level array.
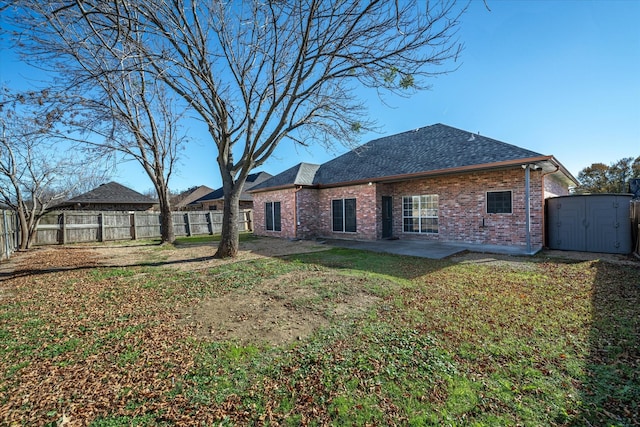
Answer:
[
  {"left": 0, "top": 210, "right": 17, "bottom": 260},
  {"left": 32, "top": 209, "right": 253, "bottom": 246}
]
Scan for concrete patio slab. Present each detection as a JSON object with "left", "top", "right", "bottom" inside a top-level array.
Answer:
[{"left": 325, "top": 239, "right": 536, "bottom": 259}]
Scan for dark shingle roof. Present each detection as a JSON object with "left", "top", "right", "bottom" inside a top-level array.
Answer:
[
  {"left": 191, "top": 171, "right": 273, "bottom": 204},
  {"left": 313, "top": 124, "right": 543, "bottom": 184},
  {"left": 253, "top": 163, "right": 320, "bottom": 190},
  {"left": 65, "top": 182, "right": 155, "bottom": 204},
  {"left": 252, "top": 124, "right": 551, "bottom": 191}
]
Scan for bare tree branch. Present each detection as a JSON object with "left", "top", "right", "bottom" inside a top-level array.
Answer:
[
  {"left": 0, "top": 87, "right": 109, "bottom": 249},
  {"left": 5, "top": 0, "right": 467, "bottom": 257}
]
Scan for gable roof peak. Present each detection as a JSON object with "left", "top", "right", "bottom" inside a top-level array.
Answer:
[{"left": 64, "top": 181, "right": 155, "bottom": 204}]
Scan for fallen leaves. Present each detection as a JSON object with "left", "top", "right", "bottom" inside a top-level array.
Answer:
[{"left": 1, "top": 245, "right": 638, "bottom": 425}]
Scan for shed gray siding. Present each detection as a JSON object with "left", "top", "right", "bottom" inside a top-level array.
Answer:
[{"left": 547, "top": 194, "right": 633, "bottom": 254}]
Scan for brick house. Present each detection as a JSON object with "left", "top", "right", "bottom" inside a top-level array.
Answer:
[
  {"left": 250, "top": 124, "right": 578, "bottom": 254},
  {"left": 172, "top": 185, "right": 214, "bottom": 211},
  {"left": 188, "top": 172, "right": 272, "bottom": 211}
]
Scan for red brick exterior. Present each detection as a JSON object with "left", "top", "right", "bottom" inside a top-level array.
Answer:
[
  {"left": 544, "top": 172, "right": 571, "bottom": 198},
  {"left": 253, "top": 188, "right": 298, "bottom": 239},
  {"left": 385, "top": 168, "right": 544, "bottom": 249},
  {"left": 253, "top": 167, "right": 566, "bottom": 251}
]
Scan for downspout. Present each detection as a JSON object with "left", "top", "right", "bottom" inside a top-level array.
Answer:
[
  {"left": 294, "top": 186, "right": 303, "bottom": 239},
  {"left": 524, "top": 165, "right": 531, "bottom": 254}
]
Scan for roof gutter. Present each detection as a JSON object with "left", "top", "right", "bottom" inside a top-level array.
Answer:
[
  {"left": 249, "top": 155, "right": 578, "bottom": 193},
  {"left": 316, "top": 156, "right": 557, "bottom": 189},
  {"left": 248, "top": 183, "right": 314, "bottom": 194},
  {"left": 545, "top": 156, "right": 579, "bottom": 187}
]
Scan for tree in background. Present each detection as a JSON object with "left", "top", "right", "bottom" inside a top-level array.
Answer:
[
  {"left": 72, "top": 75, "right": 189, "bottom": 245},
  {"left": 7, "top": 0, "right": 466, "bottom": 257},
  {"left": 0, "top": 88, "right": 108, "bottom": 249},
  {"left": 576, "top": 156, "right": 640, "bottom": 194},
  {"left": 4, "top": 3, "right": 191, "bottom": 245}
]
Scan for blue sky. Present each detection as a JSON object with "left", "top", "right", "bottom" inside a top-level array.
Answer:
[{"left": 2, "top": 0, "right": 639, "bottom": 194}]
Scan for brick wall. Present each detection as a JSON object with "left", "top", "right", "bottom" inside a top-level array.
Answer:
[
  {"left": 252, "top": 188, "right": 298, "bottom": 239},
  {"left": 296, "top": 188, "right": 320, "bottom": 239},
  {"left": 387, "top": 168, "right": 545, "bottom": 249},
  {"left": 252, "top": 184, "right": 378, "bottom": 240},
  {"left": 253, "top": 167, "right": 561, "bottom": 251},
  {"left": 544, "top": 172, "right": 571, "bottom": 198},
  {"left": 314, "top": 184, "right": 378, "bottom": 240}
]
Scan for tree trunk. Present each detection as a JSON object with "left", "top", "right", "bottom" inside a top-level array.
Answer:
[
  {"left": 26, "top": 221, "right": 39, "bottom": 250},
  {"left": 215, "top": 177, "right": 244, "bottom": 259},
  {"left": 157, "top": 186, "right": 175, "bottom": 244},
  {"left": 17, "top": 211, "right": 29, "bottom": 251}
]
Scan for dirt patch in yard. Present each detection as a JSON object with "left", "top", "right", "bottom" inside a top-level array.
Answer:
[
  {"left": 184, "top": 271, "right": 380, "bottom": 346},
  {"left": 0, "top": 237, "right": 379, "bottom": 347}
]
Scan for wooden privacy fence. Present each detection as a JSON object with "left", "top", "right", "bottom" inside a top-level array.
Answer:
[
  {"left": 632, "top": 200, "right": 640, "bottom": 257},
  {"left": 35, "top": 210, "right": 253, "bottom": 245},
  {"left": 0, "top": 210, "right": 18, "bottom": 260}
]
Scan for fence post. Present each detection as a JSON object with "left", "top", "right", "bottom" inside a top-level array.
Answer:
[
  {"left": 2, "top": 210, "right": 9, "bottom": 259},
  {"left": 99, "top": 212, "right": 105, "bottom": 242},
  {"left": 206, "top": 212, "right": 213, "bottom": 235},
  {"left": 185, "top": 212, "right": 192, "bottom": 236},
  {"left": 61, "top": 212, "right": 66, "bottom": 245},
  {"left": 247, "top": 209, "right": 253, "bottom": 232},
  {"left": 13, "top": 212, "right": 19, "bottom": 251},
  {"left": 131, "top": 213, "right": 137, "bottom": 240}
]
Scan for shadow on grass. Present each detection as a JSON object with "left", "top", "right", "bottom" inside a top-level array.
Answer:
[
  {"left": 283, "top": 247, "right": 451, "bottom": 281},
  {"left": 0, "top": 233, "right": 263, "bottom": 282},
  {"left": 576, "top": 262, "right": 639, "bottom": 426}
]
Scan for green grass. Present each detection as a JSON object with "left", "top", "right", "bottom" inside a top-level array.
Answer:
[
  {"left": 1, "top": 246, "right": 638, "bottom": 426},
  {"left": 173, "top": 232, "right": 256, "bottom": 245}
]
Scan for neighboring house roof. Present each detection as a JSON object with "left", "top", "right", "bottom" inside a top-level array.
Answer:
[
  {"left": 251, "top": 123, "right": 578, "bottom": 191},
  {"left": 58, "top": 182, "right": 156, "bottom": 206},
  {"left": 172, "top": 185, "right": 214, "bottom": 209},
  {"left": 190, "top": 171, "right": 273, "bottom": 205}
]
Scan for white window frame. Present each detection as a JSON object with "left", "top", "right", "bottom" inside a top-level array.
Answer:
[{"left": 402, "top": 195, "right": 438, "bottom": 234}]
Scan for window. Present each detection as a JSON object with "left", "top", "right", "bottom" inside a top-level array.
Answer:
[
  {"left": 332, "top": 198, "right": 356, "bottom": 232},
  {"left": 403, "top": 195, "right": 438, "bottom": 233},
  {"left": 265, "top": 201, "right": 281, "bottom": 231},
  {"left": 486, "top": 191, "right": 512, "bottom": 214}
]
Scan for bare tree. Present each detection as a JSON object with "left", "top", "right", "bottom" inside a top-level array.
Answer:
[
  {"left": 4, "top": 2, "right": 190, "bottom": 244},
  {"left": 6, "top": 0, "right": 466, "bottom": 257},
  {"left": 0, "top": 88, "right": 108, "bottom": 249},
  {"left": 72, "top": 74, "right": 188, "bottom": 244}
]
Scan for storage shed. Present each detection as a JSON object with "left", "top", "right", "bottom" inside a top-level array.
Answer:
[{"left": 546, "top": 194, "right": 633, "bottom": 254}]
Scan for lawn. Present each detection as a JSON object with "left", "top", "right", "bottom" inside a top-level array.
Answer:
[{"left": 0, "top": 239, "right": 638, "bottom": 426}]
